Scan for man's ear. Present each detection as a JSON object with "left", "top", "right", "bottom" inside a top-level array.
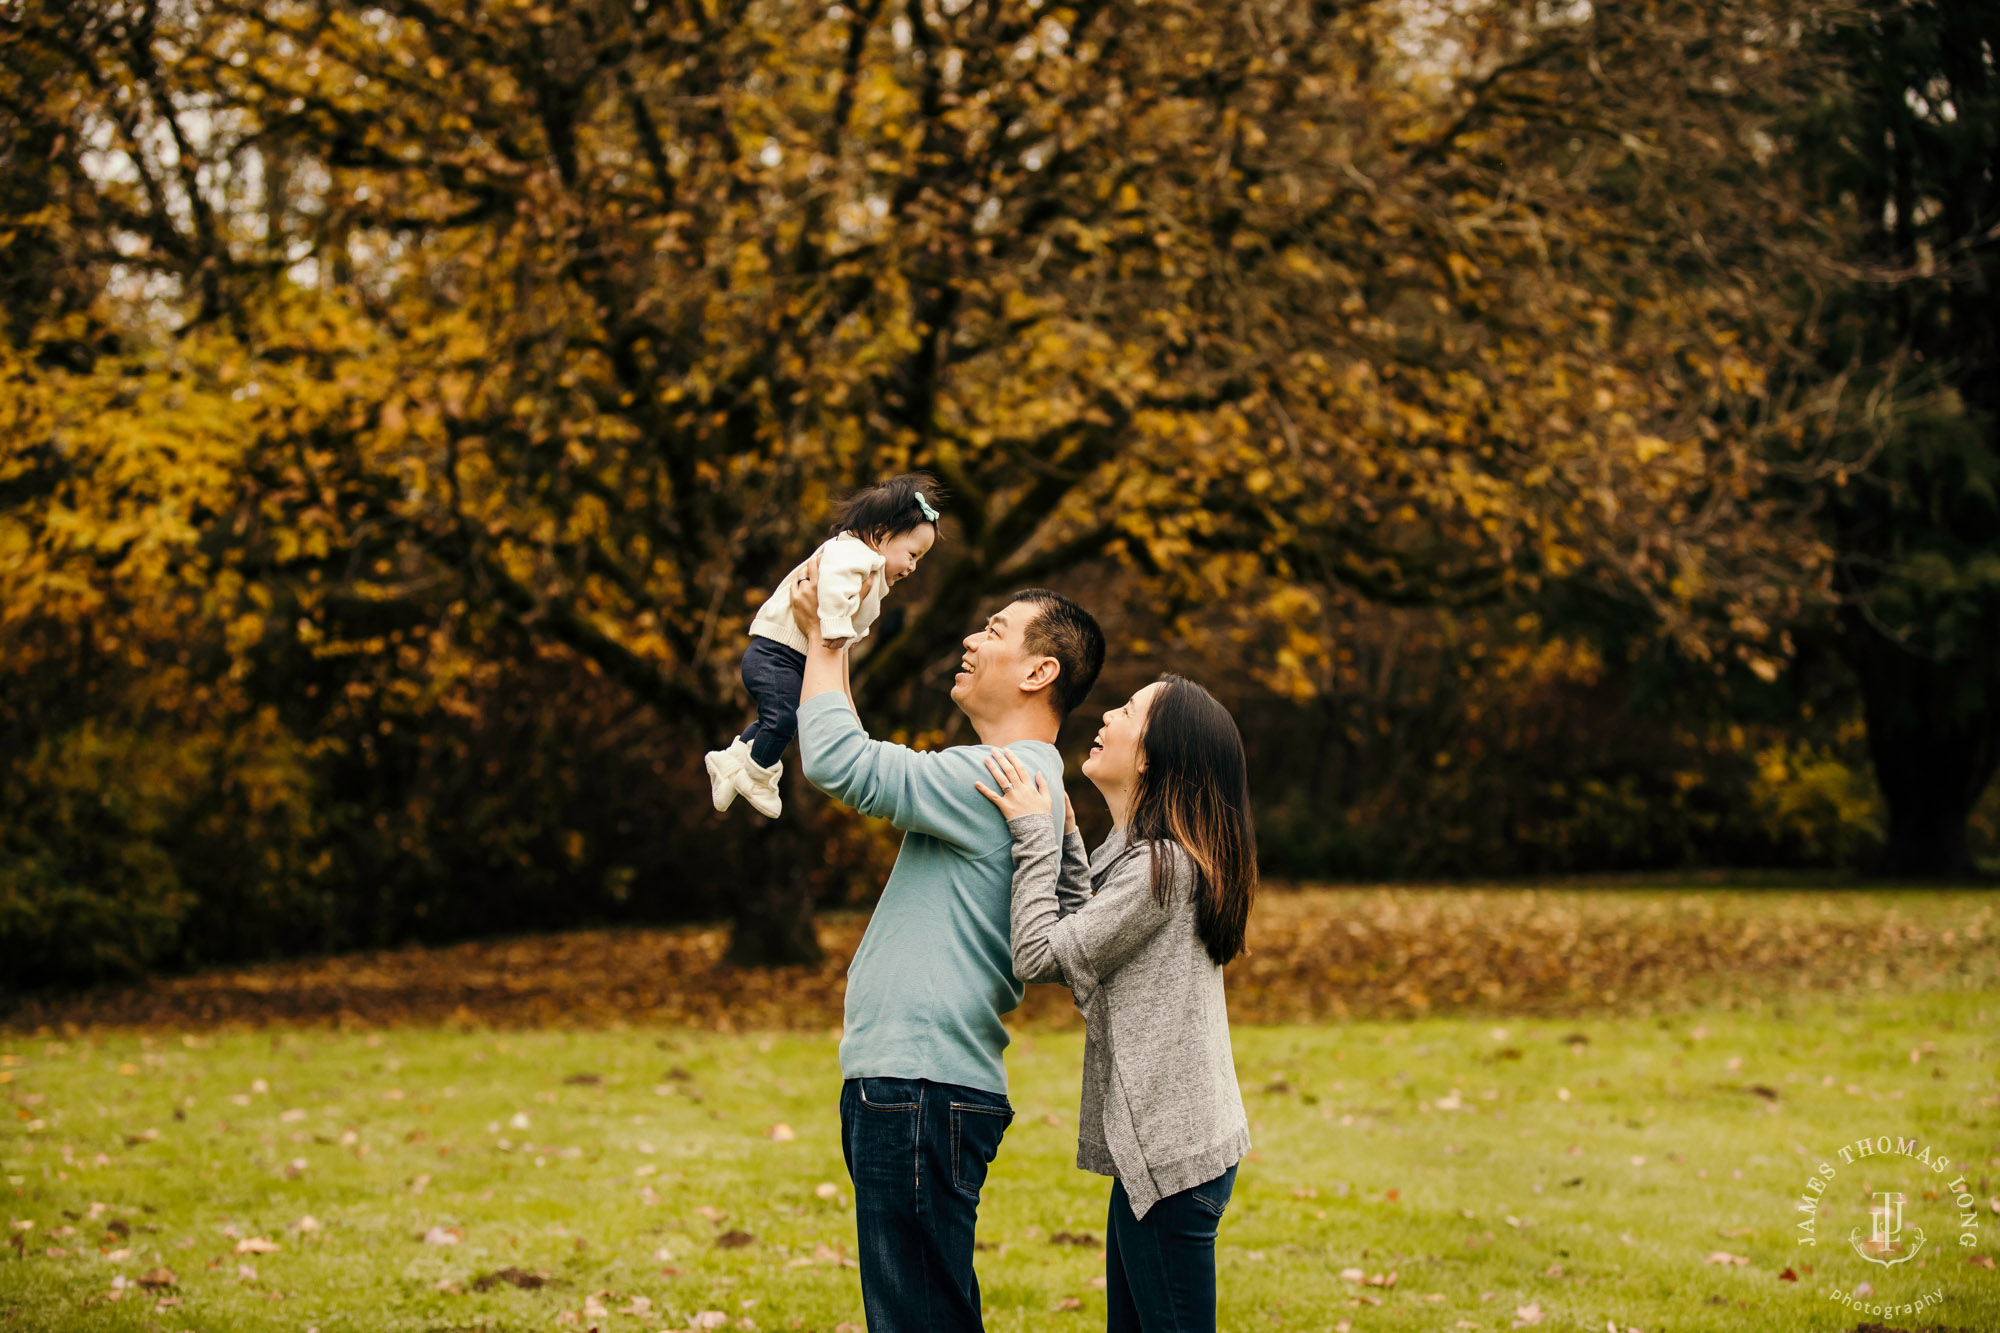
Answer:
[{"left": 1019, "top": 655, "right": 1061, "bottom": 697}]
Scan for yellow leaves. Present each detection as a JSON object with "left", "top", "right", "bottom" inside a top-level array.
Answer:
[
  {"left": 226, "top": 613, "right": 266, "bottom": 656},
  {"left": 0, "top": 0, "right": 1839, "bottom": 960},
  {"left": 729, "top": 239, "right": 772, "bottom": 287},
  {"left": 1537, "top": 541, "right": 1581, "bottom": 578},
  {"left": 1717, "top": 349, "right": 1766, "bottom": 397},
  {"left": 1282, "top": 248, "right": 1326, "bottom": 279},
  {"left": 376, "top": 397, "right": 411, "bottom": 444}
]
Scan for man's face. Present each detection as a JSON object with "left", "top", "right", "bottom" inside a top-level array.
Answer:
[{"left": 953, "top": 601, "right": 1047, "bottom": 716}]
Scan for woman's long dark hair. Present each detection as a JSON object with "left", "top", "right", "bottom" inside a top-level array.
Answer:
[{"left": 1127, "top": 674, "right": 1257, "bottom": 966}]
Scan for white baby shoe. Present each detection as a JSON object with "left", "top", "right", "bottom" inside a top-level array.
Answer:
[
  {"left": 704, "top": 740, "right": 751, "bottom": 812},
  {"left": 738, "top": 752, "right": 784, "bottom": 819}
]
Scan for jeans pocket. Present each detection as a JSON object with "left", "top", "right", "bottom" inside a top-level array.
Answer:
[
  {"left": 949, "top": 1101, "right": 1012, "bottom": 1200},
  {"left": 843, "top": 1080, "right": 920, "bottom": 1201},
  {"left": 1189, "top": 1164, "right": 1237, "bottom": 1218},
  {"left": 855, "top": 1078, "right": 920, "bottom": 1111}
]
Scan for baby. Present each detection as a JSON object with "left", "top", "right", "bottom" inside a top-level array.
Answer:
[{"left": 705, "top": 473, "right": 942, "bottom": 818}]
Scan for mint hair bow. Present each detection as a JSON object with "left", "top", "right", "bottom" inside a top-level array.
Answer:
[{"left": 914, "top": 491, "right": 939, "bottom": 522}]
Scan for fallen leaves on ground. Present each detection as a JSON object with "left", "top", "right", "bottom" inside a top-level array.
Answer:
[
  {"left": 786, "top": 1243, "right": 855, "bottom": 1269},
  {"left": 4, "top": 890, "right": 1992, "bottom": 1032},
  {"left": 470, "top": 1267, "right": 549, "bottom": 1291}
]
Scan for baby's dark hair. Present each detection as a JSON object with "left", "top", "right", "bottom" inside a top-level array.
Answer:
[{"left": 828, "top": 472, "right": 946, "bottom": 546}]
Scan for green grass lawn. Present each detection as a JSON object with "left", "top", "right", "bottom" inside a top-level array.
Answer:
[{"left": 3, "top": 990, "right": 1998, "bottom": 1332}]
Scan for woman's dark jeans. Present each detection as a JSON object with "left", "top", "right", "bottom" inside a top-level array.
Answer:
[
  {"left": 839, "top": 1076, "right": 1013, "bottom": 1333},
  {"left": 736, "top": 636, "right": 808, "bottom": 768},
  {"left": 1104, "top": 1162, "right": 1238, "bottom": 1333}
]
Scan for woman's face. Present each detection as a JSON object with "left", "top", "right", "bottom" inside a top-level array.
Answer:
[
  {"left": 1081, "top": 681, "right": 1163, "bottom": 791},
  {"left": 878, "top": 523, "right": 936, "bottom": 586}
]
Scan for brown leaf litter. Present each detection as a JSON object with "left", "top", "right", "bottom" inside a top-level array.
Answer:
[{"left": 3, "top": 888, "right": 1992, "bottom": 1034}]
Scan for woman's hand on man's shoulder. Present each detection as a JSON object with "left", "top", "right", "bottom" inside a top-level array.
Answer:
[{"left": 974, "top": 747, "right": 1053, "bottom": 821}]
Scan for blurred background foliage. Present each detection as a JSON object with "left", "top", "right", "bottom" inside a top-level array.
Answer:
[{"left": 2, "top": 0, "right": 1995, "bottom": 989}]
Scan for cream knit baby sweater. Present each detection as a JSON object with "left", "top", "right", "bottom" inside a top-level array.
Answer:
[{"left": 746, "top": 532, "right": 888, "bottom": 652}]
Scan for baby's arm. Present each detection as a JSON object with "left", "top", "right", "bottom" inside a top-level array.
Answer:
[{"left": 816, "top": 540, "right": 878, "bottom": 645}]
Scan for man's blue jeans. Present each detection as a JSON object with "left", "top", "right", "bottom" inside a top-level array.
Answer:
[
  {"left": 839, "top": 1076, "right": 1013, "bottom": 1332},
  {"left": 1104, "top": 1162, "right": 1238, "bottom": 1333}
]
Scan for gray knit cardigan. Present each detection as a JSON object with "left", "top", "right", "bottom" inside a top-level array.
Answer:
[{"left": 1004, "top": 815, "right": 1251, "bottom": 1219}]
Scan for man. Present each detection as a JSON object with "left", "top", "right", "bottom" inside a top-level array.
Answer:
[{"left": 788, "top": 570, "right": 1106, "bottom": 1332}]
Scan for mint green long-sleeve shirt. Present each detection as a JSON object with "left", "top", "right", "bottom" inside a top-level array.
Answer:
[{"left": 797, "top": 690, "right": 1067, "bottom": 1095}]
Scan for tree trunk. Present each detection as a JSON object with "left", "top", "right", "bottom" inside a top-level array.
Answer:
[
  {"left": 723, "top": 778, "right": 826, "bottom": 966},
  {"left": 1842, "top": 608, "right": 2000, "bottom": 880}
]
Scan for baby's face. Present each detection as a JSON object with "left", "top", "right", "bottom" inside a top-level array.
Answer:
[{"left": 878, "top": 522, "right": 936, "bottom": 586}]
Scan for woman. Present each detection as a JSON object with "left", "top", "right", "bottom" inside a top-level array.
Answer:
[{"left": 975, "top": 674, "right": 1255, "bottom": 1333}]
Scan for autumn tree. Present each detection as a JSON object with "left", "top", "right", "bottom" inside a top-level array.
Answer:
[
  {"left": 3, "top": 0, "right": 1851, "bottom": 973},
  {"left": 1790, "top": 0, "right": 2000, "bottom": 878}
]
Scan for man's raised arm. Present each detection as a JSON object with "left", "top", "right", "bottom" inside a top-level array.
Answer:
[
  {"left": 786, "top": 565, "right": 1058, "bottom": 850},
  {"left": 796, "top": 693, "right": 1009, "bottom": 851},
  {"left": 790, "top": 552, "right": 856, "bottom": 713}
]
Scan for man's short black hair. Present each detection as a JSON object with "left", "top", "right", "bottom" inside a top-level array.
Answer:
[{"left": 1007, "top": 588, "right": 1105, "bottom": 722}]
